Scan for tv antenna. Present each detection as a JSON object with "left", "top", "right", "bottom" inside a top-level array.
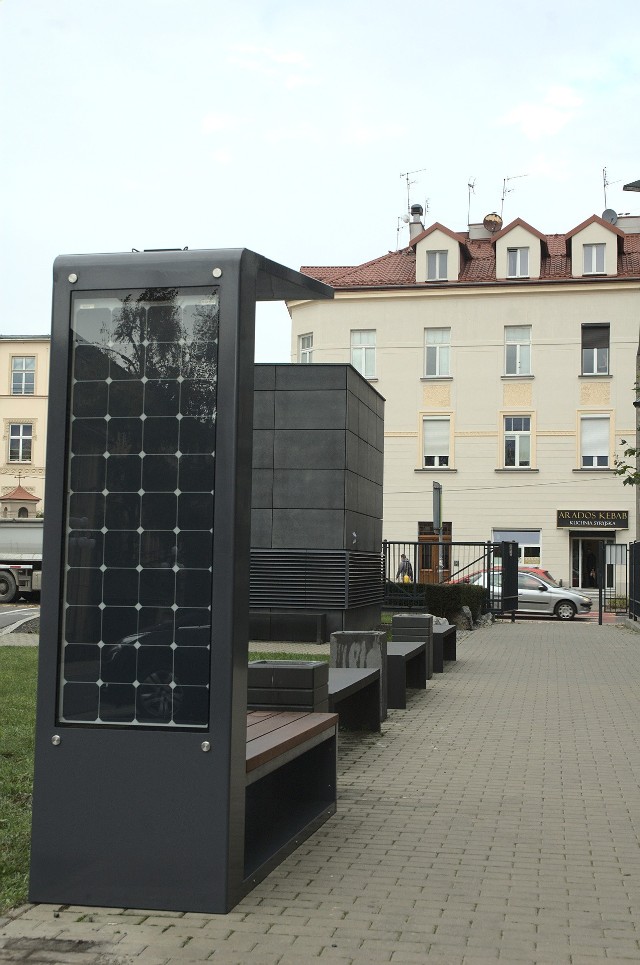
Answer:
[
  {"left": 396, "top": 214, "right": 410, "bottom": 249},
  {"left": 467, "top": 177, "right": 476, "bottom": 226},
  {"left": 400, "top": 167, "right": 426, "bottom": 215},
  {"left": 602, "top": 166, "right": 622, "bottom": 208},
  {"left": 500, "top": 173, "right": 528, "bottom": 218}
]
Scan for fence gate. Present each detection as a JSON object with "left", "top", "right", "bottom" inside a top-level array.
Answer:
[{"left": 601, "top": 542, "right": 628, "bottom": 613}]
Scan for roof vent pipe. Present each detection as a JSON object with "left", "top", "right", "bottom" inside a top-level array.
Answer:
[{"left": 409, "top": 203, "right": 424, "bottom": 241}]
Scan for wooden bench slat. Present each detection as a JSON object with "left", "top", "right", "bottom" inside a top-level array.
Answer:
[
  {"left": 247, "top": 709, "right": 311, "bottom": 740},
  {"left": 246, "top": 711, "right": 338, "bottom": 773}
]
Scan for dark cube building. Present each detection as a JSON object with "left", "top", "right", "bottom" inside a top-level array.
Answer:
[{"left": 250, "top": 364, "right": 384, "bottom": 640}]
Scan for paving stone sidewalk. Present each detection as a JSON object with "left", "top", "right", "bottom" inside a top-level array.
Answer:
[{"left": 3, "top": 619, "right": 640, "bottom": 964}]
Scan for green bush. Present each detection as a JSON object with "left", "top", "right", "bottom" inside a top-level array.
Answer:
[
  {"left": 385, "top": 581, "right": 464, "bottom": 617},
  {"left": 459, "top": 584, "right": 488, "bottom": 620}
]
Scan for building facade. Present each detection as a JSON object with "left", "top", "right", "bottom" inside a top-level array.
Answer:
[
  {"left": 289, "top": 212, "right": 640, "bottom": 589},
  {"left": 0, "top": 336, "right": 50, "bottom": 516}
]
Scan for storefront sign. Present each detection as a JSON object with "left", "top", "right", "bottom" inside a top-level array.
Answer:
[{"left": 557, "top": 510, "right": 628, "bottom": 529}]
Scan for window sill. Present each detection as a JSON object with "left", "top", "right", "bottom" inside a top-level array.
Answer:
[
  {"left": 420, "top": 376, "right": 453, "bottom": 382},
  {"left": 572, "top": 468, "right": 613, "bottom": 472},
  {"left": 501, "top": 374, "right": 534, "bottom": 380},
  {"left": 414, "top": 468, "right": 457, "bottom": 472},
  {"left": 578, "top": 373, "right": 612, "bottom": 379},
  {"left": 506, "top": 276, "right": 530, "bottom": 280},
  {"left": 495, "top": 468, "right": 539, "bottom": 472}
]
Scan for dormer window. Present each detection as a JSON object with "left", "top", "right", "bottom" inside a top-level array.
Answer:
[
  {"left": 427, "top": 251, "right": 447, "bottom": 281},
  {"left": 507, "top": 247, "right": 529, "bottom": 278},
  {"left": 583, "top": 243, "right": 605, "bottom": 274}
]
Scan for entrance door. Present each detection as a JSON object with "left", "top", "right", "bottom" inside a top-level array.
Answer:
[
  {"left": 571, "top": 536, "right": 614, "bottom": 588},
  {"left": 418, "top": 521, "right": 451, "bottom": 584}
]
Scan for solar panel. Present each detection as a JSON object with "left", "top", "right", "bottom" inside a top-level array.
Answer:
[{"left": 60, "top": 288, "right": 218, "bottom": 728}]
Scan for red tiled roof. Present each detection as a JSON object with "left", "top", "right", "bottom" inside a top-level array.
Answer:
[
  {"left": 301, "top": 249, "right": 416, "bottom": 287},
  {"left": 301, "top": 220, "right": 640, "bottom": 289},
  {"left": 1, "top": 485, "right": 39, "bottom": 501}
]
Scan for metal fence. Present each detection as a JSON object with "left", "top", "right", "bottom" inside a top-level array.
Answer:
[
  {"left": 382, "top": 540, "right": 505, "bottom": 609},
  {"left": 629, "top": 541, "right": 640, "bottom": 620}
]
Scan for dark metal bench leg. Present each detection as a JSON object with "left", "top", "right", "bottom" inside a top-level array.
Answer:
[
  {"left": 406, "top": 651, "right": 427, "bottom": 690},
  {"left": 433, "top": 635, "right": 444, "bottom": 673},
  {"left": 387, "top": 654, "right": 407, "bottom": 709}
]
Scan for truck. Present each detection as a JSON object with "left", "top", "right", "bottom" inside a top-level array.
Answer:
[{"left": 0, "top": 518, "right": 43, "bottom": 603}]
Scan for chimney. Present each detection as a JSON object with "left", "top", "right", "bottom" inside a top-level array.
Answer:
[{"left": 409, "top": 203, "right": 424, "bottom": 241}]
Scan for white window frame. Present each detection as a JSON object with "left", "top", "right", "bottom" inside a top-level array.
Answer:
[
  {"left": 9, "top": 423, "right": 33, "bottom": 463},
  {"left": 583, "top": 243, "right": 605, "bottom": 274},
  {"left": 298, "top": 333, "right": 313, "bottom": 364},
  {"left": 581, "top": 324, "right": 609, "bottom": 375},
  {"left": 424, "top": 328, "right": 451, "bottom": 377},
  {"left": 351, "top": 330, "right": 376, "bottom": 378},
  {"left": 504, "top": 325, "right": 532, "bottom": 376},
  {"left": 427, "top": 250, "right": 448, "bottom": 281},
  {"left": 422, "top": 416, "right": 451, "bottom": 467},
  {"left": 503, "top": 415, "right": 531, "bottom": 468},
  {"left": 580, "top": 414, "right": 610, "bottom": 468},
  {"left": 493, "top": 529, "right": 541, "bottom": 565},
  {"left": 507, "top": 247, "right": 529, "bottom": 278},
  {"left": 11, "top": 356, "right": 36, "bottom": 395}
]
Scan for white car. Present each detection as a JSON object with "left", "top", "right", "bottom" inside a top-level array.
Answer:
[{"left": 470, "top": 570, "right": 592, "bottom": 621}]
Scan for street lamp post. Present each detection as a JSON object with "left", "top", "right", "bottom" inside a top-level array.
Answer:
[{"left": 625, "top": 179, "right": 640, "bottom": 539}]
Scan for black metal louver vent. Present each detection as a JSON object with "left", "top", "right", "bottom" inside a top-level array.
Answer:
[
  {"left": 250, "top": 550, "right": 348, "bottom": 609},
  {"left": 250, "top": 549, "right": 384, "bottom": 610},
  {"left": 348, "top": 553, "right": 384, "bottom": 606}
]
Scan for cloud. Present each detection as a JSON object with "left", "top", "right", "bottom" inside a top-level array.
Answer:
[
  {"left": 226, "top": 43, "right": 313, "bottom": 88},
  {"left": 342, "top": 122, "right": 407, "bottom": 145},
  {"left": 201, "top": 113, "right": 238, "bottom": 134},
  {"left": 499, "top": 86, "right": 584, "bottom": 140},
  {"left": 210, "top": 148, "right": 233, "bottom": 164},
  {"left": 526, "top": 153, "right": 572, "bottom": 182}
]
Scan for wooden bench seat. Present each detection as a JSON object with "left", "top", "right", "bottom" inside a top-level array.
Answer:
[
  {"left": 244, "top": 710, "right": 338, "bottom": 883},
  {"left": 246, "top": 709, "right": 338, "bottom": 781}
]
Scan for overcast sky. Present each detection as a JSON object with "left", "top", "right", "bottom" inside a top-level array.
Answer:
[{"left": 2, "top": 0, "right": 639, "bottom": 360}]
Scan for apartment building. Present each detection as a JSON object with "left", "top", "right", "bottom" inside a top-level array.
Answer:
[
  {"left": 289, "top": 211, "right": 640, "bottom": 589},
  {"left": 0, "top": 335, "right": 50, "bottom": 516}
]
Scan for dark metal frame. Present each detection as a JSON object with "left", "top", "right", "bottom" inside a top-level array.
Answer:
[
  {"left": 30, "top": 249, "right": 332, "bottom": 914},
  {"left": 382, "top": 539, "right": 518, "bottom": 614}
]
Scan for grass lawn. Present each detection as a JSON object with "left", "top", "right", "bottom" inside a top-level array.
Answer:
[
  {"left": 0, "top": 645, "right": 326, "bottom": 912},
  {"left": 0, "top": 647, "right": 38, "bottom": 913}
]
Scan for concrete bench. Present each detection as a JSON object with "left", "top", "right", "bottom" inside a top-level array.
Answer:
[
  {"left": 328, "top": 667, "right": 381, "bottom": 732},
  {"left": 245, "top": 710, "right": 338, "bottom": 880},
  {"left": 387, "top": 641, "right": 427, "bottom": 709}
]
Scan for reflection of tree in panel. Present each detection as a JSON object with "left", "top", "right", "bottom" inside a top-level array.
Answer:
[
  {"left": 111, "top": 289, "right": 183, "bottom": 380},
  {"left": 181, "top": 302, "right": 219, "bottom": 423},
  {"left": 110, "top": 294, "right": 148, "bottom": 376},
  {"left": 145, "top": 289, "right": 183, "bottom": 379}
]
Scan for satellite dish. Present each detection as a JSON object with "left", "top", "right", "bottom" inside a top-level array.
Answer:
[
  {"left": 483, "top": 212, "right": 503, "bottom": 234},
  {"left": 602, "top": 208, "right": 618, "bottom": 225}
]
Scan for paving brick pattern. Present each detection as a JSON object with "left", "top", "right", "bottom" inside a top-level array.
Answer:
[{"left": 3, "top": 620, "right": 640, "bottom": 963}]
